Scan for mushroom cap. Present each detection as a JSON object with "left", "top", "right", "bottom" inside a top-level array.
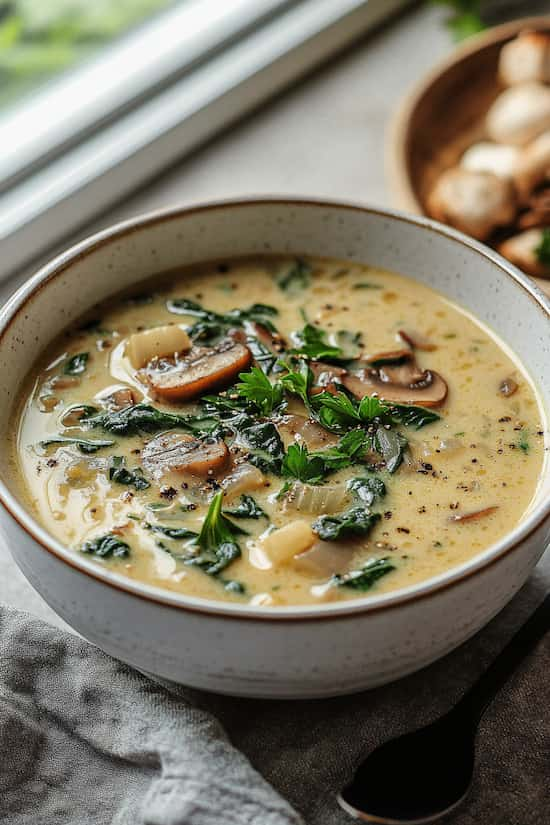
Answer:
[
  {"left": 513, "top": 130, "right": 550, "bottom": 202},
  {"left": 498, "top": 228, "right": 550, "bottom": 278},
  {"left": 460, "top": 141, "right": 519, "bottom": 179},
  {"left": 142, "top": 339, "right": 251, "bottom": 401},
  {"left": 427, "top": 168, "right": 516, "bottom": 241},
  {"left": 499, "top": 31, "right": 550, "bottom": 86},
  {"left": 486, "top": 82, "right": 550, "bottom": 146},
  {"left": 142, "top": 432, "right": 229, "bottom": 479}
]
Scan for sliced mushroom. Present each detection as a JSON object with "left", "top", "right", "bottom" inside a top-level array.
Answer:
[
  {"left": 498, "top": 228, "right": 550, "bottom": 278},
  {"left": 398, "top": 330, "right": 437, "bottom": 352},
  {"left": 461, "top": 141, "right": 520, "bottom": 179},
  {"left": 142, "top": 339, "right": 251, "bottom": 401},
  {"left": 486, "top": 82, "right": 550, "bottom": 145},
  {"left": 249, "top": 322, "right": 286, "bottom": 353},
  {"left": 127, "top": 325, "right": 192, "bottom": 369},
  {"left": 449, "top": 506, "right": 498, "bottom": 523},
  {"left": 513, "top": 131, "right": 550, "bottom": 202},
  {"left": 276, "top": 413, "right": 339, "bottom": 450},
  {"left": 427, "top": 168, "right": 516, "bottom": 241},
  {"left": 499, "top": 31, "right": 550, "bottom": 86},
  {"left": 343, "top": 350, "right": 448, "bottom": 407},
  {"left": 142, "top": 432, "right": 229, "bottom": 480},
  {"left": 94, "top": 385, "right": 137, "bottom": 411}
]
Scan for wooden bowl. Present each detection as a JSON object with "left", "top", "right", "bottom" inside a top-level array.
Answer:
[{"left": 388, "top": 15, "right": 550, "bottom": 296}]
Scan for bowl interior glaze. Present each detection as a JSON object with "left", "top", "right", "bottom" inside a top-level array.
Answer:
[{"left": 0, "top": 199, "right": 548, "bottom": 617}]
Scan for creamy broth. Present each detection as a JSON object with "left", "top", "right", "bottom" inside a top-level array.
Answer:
[{"left": 12, "top": 257, "right": 545, "bottom": 605}]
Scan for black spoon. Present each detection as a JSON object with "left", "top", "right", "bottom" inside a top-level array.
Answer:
[{"left": 338, "top": 593, "right": 550, "bottom": 824}]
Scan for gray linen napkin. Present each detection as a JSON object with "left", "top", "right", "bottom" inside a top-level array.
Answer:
[{"left": 1, "top": 555, "right": 549, "bottom": 825}]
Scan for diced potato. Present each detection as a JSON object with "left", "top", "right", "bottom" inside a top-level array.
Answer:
[
  {"left": 260, "top": 520, "right": 316, "bottom": 565},
  {"left": 126, "top": 325, "right": 191, "bottom": 369}
]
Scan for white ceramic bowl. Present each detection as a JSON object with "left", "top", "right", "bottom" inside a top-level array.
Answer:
[{"left": 0, "top": 199, "right": 548, "bottom": 699}]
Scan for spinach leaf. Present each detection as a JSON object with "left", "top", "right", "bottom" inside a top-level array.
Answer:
[
  {"left": 236, "top": 366, "right": 284, "bottom": 415},
  {"left": 276, "top": 259, "right": 311, "bottom": 294},
  {"left": 166, "top": 298, "right": 279, "bottom": 340},
  {"left": 147, "top": 523, "right": 198, "bottom": 540},
  {"left": 83, "top": 403, "right": 217, "bottom": 437},
  {"left": 109, "top": 456, "right": 150, "bottom": 490},
  {"left": 64, "top": 352, "right": 89, "bottom": 375},
  {"left": 388, "top": 404, "right": 440, "bottom": 430},
  {"left": 189, "top": 491, "right": 245, "bottom": 575},
  {"left": 39, "top": 435, "right": 115, "bottom": 454},
  {"left": 375, "top": 428, "right": 407, "bottom": 474},
  {"left": 311, "top": 391, "right": 388, "bottom": 432},
  {"left": 347, "top": 476, "right": 386, "bottom": 506},
  {"left": 246, "top": 335, "right": 277, "bottom": 373},
  {"left": 81, "top": 533, "right": 130, "bottom": 558},
  {"left": 313, "top": 508, "right": 381, "bottom": 541},
  {"left": 331, "top": 557, "right": 395, "bottom": 590},
  {"left": 224, "top": 494, "right": 267, "bottom": 520},
  {"left": 352, "top": 282, "right": 382, "bottom": 290},
  {"left": 239, "top": 421, "right": 285, "bottom": 474}
]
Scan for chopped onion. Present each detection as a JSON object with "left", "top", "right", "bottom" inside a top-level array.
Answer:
[
  {"left": 222, "top": 462, "right": 265, "bottom": 500},
  {"left": 282, "top": 482, "right": 347, "bottom": 514}
]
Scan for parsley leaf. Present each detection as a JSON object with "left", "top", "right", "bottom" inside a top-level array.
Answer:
[
  {"left": 331, "top": 557, "right": 395, "bottom": 589},
  {"left": 224, "top": 494, "right": 267, "bottom": 520},
  {"left": 64, "top": 352, "right": 89, "bottom": 375},
  {"left": 282, "top": 430, "right": 370, "bottom": 484},
  {"left": 282, "top": 444, "right": 326, "bottom": 484},
  {"left": 313, "top": 508, "right": 381, "bottom": 541},
  {"left": 236, "top": 366, "right": 284, "bottom": 415},
  {"left": 81, "top": 533, "right": 130, "bottom": 558},
  {"left": 279, "top": 359, "right": 314, "bottom": 407},
  {"left": 290, "top": 323, "right": 344, "bottom": 362}
]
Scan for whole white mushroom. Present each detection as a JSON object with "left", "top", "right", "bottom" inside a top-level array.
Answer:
[
  {"left": 486, "top": 82, "right": 550, "bottom": 145},
  {"left": 427, "top": 168, "right": 516, "bottom": 241},
  {"left": 498, "top": 228, "right": 550, "bottom": 277},
  {"left": 499, "top": 31, "right": 550, "bottom": 86},
  {"left": 513, "top": 131, "right": 550, "bottom": 201},
  {"left": 461, "top": 141, "right": 519, "bottom": 179}
]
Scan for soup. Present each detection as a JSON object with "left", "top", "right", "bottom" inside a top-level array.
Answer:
[{"left": 12, "top": 257, "right": 545, "bottom": 606}]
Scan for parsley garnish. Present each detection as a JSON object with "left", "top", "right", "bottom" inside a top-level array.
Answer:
[
  {"left": 290, "top": 323, "right": 345, "bottom": 363},
  {"left": 236, "top": 366, "right": 284, "bottom": 415}
]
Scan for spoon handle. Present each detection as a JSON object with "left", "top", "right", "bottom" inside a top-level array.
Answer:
[{"left": 454, "top": 593, "right": 550, "bottom": 725}]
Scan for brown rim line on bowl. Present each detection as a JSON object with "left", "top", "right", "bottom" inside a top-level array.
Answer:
[
  {"left": 387, "top": 15, "right": 550, "bottom": 297},
  {"left": 0, "top": 198, "right": 548, "bottom": 697}
]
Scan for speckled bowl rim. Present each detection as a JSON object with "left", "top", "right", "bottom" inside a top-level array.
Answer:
[{"left": 0, "top": 197, "right": 548, "bottom": 622}]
